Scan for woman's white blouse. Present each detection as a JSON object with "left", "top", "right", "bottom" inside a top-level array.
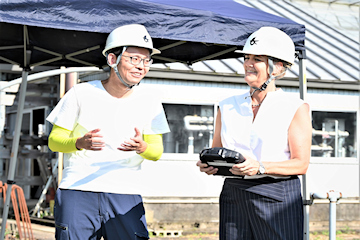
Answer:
[{"left": 219, "top": 89, "right": 304, "bottom": 163}]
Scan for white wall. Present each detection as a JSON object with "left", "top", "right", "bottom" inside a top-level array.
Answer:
[
  {"left": 307, "top": 158, "right": 359, "bottom": 198},
  {"left": 139, "top": 81, "right": 360, "bottom": 199},
  {"left": 141, "top": 154, "right": 224, "bottom": 198},
  {"left": 140, "top": 156, "right": 359, "bottom": 198}
]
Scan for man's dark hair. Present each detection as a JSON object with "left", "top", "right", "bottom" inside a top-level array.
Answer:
[{"left": 106, "top": 46, "right": 152, "bottom": 57}]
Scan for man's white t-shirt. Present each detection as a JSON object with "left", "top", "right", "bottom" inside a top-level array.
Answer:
[{"left": 47, "top": 80, "right": 170, "bottom": 194}]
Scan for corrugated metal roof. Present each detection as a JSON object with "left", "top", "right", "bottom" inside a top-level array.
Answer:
[
  {"left": 315, "top": 0, "right": 359, "bottom": 6},
  {"left": 151, "top": 0, "right": 359, "bottom": 84}
]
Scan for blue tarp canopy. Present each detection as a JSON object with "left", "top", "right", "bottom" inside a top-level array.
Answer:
[{"left": 0, "top": 0, "right": 305, "bottom": 68}]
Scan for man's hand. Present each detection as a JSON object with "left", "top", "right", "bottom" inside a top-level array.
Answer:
[
  {"left": 118, "top": 128, "right": 147, "bottom": 154},
  {"left": 76, "top": 129, "right": 105, "bottom": 151}
]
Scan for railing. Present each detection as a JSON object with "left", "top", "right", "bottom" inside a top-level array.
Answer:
[{"left": 0, "top": 182, "right": 34, "bottom": 240}]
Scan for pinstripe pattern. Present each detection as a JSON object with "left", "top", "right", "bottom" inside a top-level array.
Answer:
[{"left": 220, "top": 177, "right": 303, "bottom": 240}]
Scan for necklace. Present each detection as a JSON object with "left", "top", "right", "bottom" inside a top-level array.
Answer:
[{"left": 252, "top": 103, "right": 261, "bottom": 107}]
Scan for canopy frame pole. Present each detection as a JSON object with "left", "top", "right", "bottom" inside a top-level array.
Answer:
[
  {"left": 298, "top": 50, "right": 310, "bottom": 240},
  {"left": 0, "top": 70, "right": 29, "bottom": 240},
  {"left": 0, "top": 25, "right": 31, "bottom": 240}
]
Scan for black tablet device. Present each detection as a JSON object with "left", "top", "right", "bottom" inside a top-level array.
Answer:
[{"left": 199, "top": 147, "right": 246, "bottom": 176}]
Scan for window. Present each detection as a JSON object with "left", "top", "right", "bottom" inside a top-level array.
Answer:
[
  {"left": 3, "top": 107, "right": 49, "bottom": 199},
  {"left": 5, "top": 107, "right": 46, "bottom": 136},
  {"left": 311, "top": 111, "right": 357, "bottom": 158},
  {"left": 163, "top": 104, "right": 214, "bottom": 154}
]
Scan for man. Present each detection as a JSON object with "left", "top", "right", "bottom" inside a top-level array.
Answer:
[{"left": 47, "top": 24, "right": 170, "bottom": 240}]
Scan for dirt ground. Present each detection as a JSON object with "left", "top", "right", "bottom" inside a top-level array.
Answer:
[
  {"left": 25, "top": 231, "right": 360, "bottom": 240},
  {"left": 22, "top": 223, "right": 360, "bottom": 240},
  {"left": 149, "top": 232, "right": 360, "bottom": 240}
]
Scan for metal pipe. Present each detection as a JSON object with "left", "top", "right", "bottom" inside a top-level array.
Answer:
[
  {"left": 298, "top": 52, "right": 310, "bottom": 240},
  {"left": 0, "top": 67, "right": 101, "bottom": 92},
  {"left": 310, "top": 191, "right": 343, "bottom": 240},
  {"left": 329, "top": 197, "right": 337, "bottom": 240},
  {"left": 0, "top": 70, "right": 28, "bottom": 239},
  {"left": 188, "top": 132, "right": 194, "bottom": 154},
  {"left": 192, "top": 47, "right": 237, "bottom": 64},
  {"left": 312, "top": 129, "right": 349, "bottom": 137},
  {"left": 334, "top": 120, "right": 339, "bottom": 157},
  {"left": 31, "top": 160, "right": 58, "bottom": 217}
]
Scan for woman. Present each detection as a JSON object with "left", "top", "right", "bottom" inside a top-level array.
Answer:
[
  {"left": 47, "top": 24, "right": 170, "bottom": 239},
  {"left": 197, "top": 27, "right": 312, "bottom": 240}
]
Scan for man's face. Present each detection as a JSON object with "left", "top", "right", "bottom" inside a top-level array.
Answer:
[{"left": 118, "top": 47, "right": 151, "bottom": 86}]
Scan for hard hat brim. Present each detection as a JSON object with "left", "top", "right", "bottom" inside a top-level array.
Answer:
[
  {"left": 102, "top": 46, "right": 161, "bottom": 57},
  {"left": 234, "top": 50, "right": 293, "bottom": 66}
]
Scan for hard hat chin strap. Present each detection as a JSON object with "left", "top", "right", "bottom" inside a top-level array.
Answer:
[
  {"left": 249, "top": 58, "right": 285, "bottom": 97},
  {"left": 107, "top": 46, "right": 138, "bottom": 90}
]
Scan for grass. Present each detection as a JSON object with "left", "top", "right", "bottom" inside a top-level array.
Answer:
[{"left": 310, "top": 228, "right": 360, "bottom": 240}]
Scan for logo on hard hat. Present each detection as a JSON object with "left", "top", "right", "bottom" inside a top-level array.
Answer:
[
  {"left": 250, "top": 37, "right": 258, "bottom": 45},
  {"left": 144, "top": 36, "right": 149, "bottom": 42}
]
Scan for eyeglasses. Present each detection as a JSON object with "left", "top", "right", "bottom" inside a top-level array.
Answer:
[{"left": 122, "top": 55, "right": 153, "bottom": 67}]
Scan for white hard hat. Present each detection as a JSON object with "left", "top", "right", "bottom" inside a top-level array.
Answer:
[
  {"left": 102, "top": 24, "right": 160, "bottom": 56},
  {"left": 236, "top": 27, "right": 295, "bottom": 65}
]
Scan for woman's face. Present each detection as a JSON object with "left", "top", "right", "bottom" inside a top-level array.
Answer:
[
  {"left": 118, "top": 46, "right": 150, "bottom": 86},
  {"left": 243, "top": 54, "right": 269, "bottom": 87}
]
